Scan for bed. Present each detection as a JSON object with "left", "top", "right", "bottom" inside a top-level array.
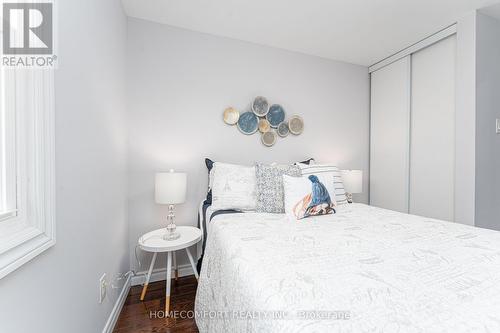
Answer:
[{"left": 195, "top": 203, "right": 500, "bottom": 333}]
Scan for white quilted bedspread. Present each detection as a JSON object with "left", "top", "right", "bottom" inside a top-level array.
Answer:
[{"left": 194, "top": 204, "right": 500, "bottom": 333}]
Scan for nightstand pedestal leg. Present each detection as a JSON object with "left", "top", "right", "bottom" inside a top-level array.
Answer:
[
  {"left": 185, "top": 248, "right": 199, "bottom": 280},
  {"left": 166, "top": 251, "right": 172, "bottom": 315},
  {"left": 173, "top": 251, "right": 178, "bottom": 281},
  {"left": 140, "top": 252, "right": 157, "bottom": 301}
]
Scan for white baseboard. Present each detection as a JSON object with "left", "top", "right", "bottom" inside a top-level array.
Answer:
[
  {"left": 131, "top": 263, "right": 194, "bottom": 286},
  {"left": 102, "top": 274, "right": 132, "bottom": 333}
]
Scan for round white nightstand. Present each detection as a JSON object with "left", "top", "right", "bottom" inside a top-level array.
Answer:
[{"left": 138, "top": 226, "right": 202, "bottom": 313}]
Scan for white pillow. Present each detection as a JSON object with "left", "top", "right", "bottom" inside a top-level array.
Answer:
[
  {"left": 211, "top": 162, "right": 257, "bottom": 211},
  {"left": 283, "top": 174, "right": 337, "bottom": 219},
  {"left": 296, "top": 163, "right": 348, "bottom": 205}
]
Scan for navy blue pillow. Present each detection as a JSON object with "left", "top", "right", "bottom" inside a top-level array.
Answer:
[
  {"left": 204, "top": 158, "right": 214, "bottom": 205},
  {"left": 299, "top": 158, "right": 315, "bottom": 165}
]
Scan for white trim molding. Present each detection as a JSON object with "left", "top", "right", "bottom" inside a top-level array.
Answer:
[
  {"left": 0, "top": 69, "right": 56, "bottom": 279},
  {"left": 102, "top": 274, "right": 132, "bottom": 333},
  {"left": 369, "top": 24, "right": 457, "bottom": 73}
]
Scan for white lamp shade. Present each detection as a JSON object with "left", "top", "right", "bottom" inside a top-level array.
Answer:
[
  {"left": 155, "top": 171, "right": 187, "bottom": 204},
  {"left": 341, "top": 170, "right": 363, "bottom": 194}
]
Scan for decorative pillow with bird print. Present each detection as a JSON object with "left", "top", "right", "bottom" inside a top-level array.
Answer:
[{"left": 283, "top": 174, "right": 337, "bottom": 220}]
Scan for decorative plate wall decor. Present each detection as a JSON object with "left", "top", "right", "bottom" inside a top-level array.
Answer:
[
  {"left": 261, "top": 131, "right": 277, "bottom": 147},
  {"left": 266, "top": 104, "right": 286, "bottom": 128},
  {"left": 252, "top": 96, "right": 269, "bottom": 116},
  {"left": 223, "top": 97, "right": 304, "bottom": 147},
  {"left": 289, "top": 115, "right": 304, "bottom": 135},
  {"left": 258, "top": 118, "right": 271, "bottom": 133},
  {"left": 277, "top": 122, "right": 289, "bottom": 137},
  {"left": 237, "top": 111, "right": 259, "bottom": 135},
  {"left": 223, "top": 107, "right": 239, "bottom": 125}
]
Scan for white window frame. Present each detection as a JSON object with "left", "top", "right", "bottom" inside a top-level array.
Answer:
[
  {"left": 0, "top": 67, "right": 55, "bottom": 279},
  {"left": 0, "top": 67, "right": 17, "bottom": 222}
]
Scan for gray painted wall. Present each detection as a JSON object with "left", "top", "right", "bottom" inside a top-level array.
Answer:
[
  {"left": 126, "top": 18, "right": 370, "bottom": 271},
  {"left": 475, "top": 13, "right": 500, "bottom": 230},
  {"left": 0, "top": 0, "right": 129, "bottom": 332}
]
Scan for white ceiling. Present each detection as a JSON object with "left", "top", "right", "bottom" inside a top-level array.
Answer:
[{"left": 122, "top": 0, "right": 499, "bottom": 66}]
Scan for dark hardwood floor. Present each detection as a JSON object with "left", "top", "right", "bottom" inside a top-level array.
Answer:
[{"left": 114, "top": 276, "right": 199, "bottom": 333}]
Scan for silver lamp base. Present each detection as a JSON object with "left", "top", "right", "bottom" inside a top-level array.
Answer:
[
  {"left": 163, "top": 222, "right": 180, "bottom": 241},
  {"left": 163, "top": 231, "right": 180, "bottom": 241}
]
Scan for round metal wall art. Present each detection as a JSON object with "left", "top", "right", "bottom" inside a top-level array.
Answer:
[
  {"left": 277, "top": 122, "right": 289, "bottom": 137},
  {"left": 223, "top": 97, "right": 304, "bottom": 147},
  {"left": 288, "top": 115, "right": 304, "bottom": 135},
  {"left": 266, "top": 104, "right": 285, "bottom": 128},
  {"left": 237, "top": 111, "right": 259, "bottom": 135},
  {"left": 223, "top": 107, "right": 239, "bottom": 125},
  {"left": 261, "top": 130, "right": 277, "bottom": 147},
  {"left": 258, "top": 118, "right": 271, "bottom": 133},
  {"left": 252, "top": 96, "right": 269, "bottom": 116}
]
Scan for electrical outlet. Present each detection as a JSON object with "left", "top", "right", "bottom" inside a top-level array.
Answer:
[
  {"left": 99, "top": 273, "right": 107, "bottom": 304},
  {"left": 496, "top": 119, "right": 500, "bottom": 134}
]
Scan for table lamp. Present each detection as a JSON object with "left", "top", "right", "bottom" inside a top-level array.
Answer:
[
  {"left": 341, "top": 170, "right": 363, "bottom": 203},
  {"left": 155, "top": 170, "right": 187, "bottom": 240}
]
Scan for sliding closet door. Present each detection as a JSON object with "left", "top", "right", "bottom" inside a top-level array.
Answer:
[
  {"left": 409, "top": 36, "right": 456, "bottom": 221},
  {"left": 370, "top": 57, "right": 410, "bottom": 212}
]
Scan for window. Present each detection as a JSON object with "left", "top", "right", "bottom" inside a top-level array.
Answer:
[
  {"left": 0, "top": 67, "right": 55, "bottom": 279},
  {"left": 0, "top": 67, "right": 17, "bottom": 222}
]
